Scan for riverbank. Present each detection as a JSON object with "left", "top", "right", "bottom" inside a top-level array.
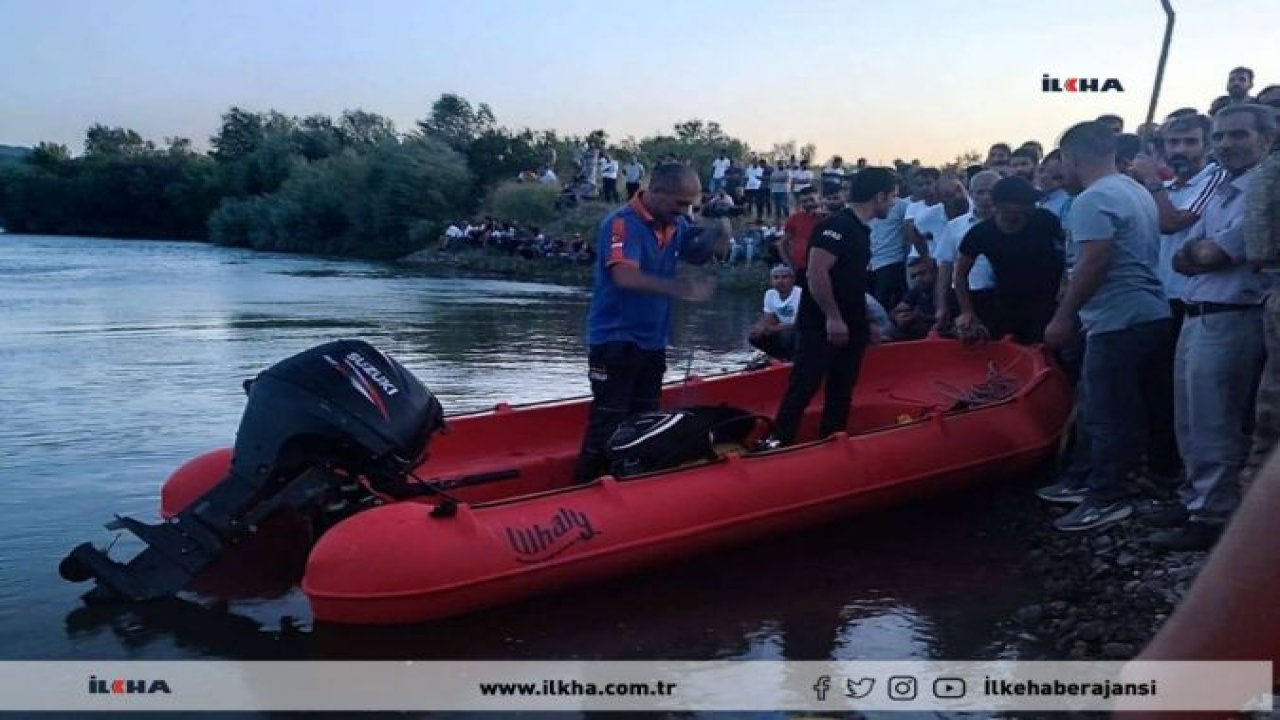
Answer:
[
  {"left": 397, "top": 248, "right": 772, "bottom": 292},
  {"left": 996, "top": 497, "right": 1207, "bottom": 661}
]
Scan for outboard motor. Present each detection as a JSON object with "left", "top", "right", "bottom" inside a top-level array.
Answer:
[{"left": 60, "top": 339, "right": 445, "bottom": 604}]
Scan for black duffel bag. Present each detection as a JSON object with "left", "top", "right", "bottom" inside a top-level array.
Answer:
[{"left": 606, "top": 405, "right": 770, "bottom": 478}]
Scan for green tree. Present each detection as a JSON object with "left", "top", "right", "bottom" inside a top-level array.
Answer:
[
  {"left": 417, "top": 93, "right": 496, "bottom": 151},
  {"left": 294, "top": 114, "right": 343, "bottom": 161},
  {"left": 28, "top": 142, "right": 72, "bottom": 172},
  {"left": 209, "top": 136, "right": 472, "bottom": 259},
  {"left": 84, "top": 124, "right": 154, "bottom": 157},
  {"left": 210, "top": 107, "right": 266, "bottom": 162},
  {"left": 637, "top": 119, "right": 751, "bottom": 176},
  {"left": 337, "top": 109, "right": 398, "bottom": 148}
]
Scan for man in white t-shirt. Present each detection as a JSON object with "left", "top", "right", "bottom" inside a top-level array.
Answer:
[
  {"left": 748, "top": 264, "right": 802, "bottom": 360},
  {"left": 1037, "top": 150, "right": 1072, "bottom": 219},
  {"left": 904, "top": 168, "right": 943, "bottom": 257},
  {"left": 934, "top": 170, "right": 1000, "bottom": 330},
  {"left": 442, "top": 222, "right": 466, "bottom": 250},
  {"left": 792, "top": 161, "right": 814, "bottom": 194},
  {"left": 711, "top": 154, "right": 731, "bottom": 194},
  {"left": 744, "top": 161, "right": 765, "bottom": 219},
  {"left": 821, "top": 156, "right": 846, "bottom": 196},
  {"left": 598, "top": 152, "right": 620, "bottom": 203}
]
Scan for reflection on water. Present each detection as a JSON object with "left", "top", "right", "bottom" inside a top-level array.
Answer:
[{"left": 0, "top": 234, "right": 1032, "bottom": 670}]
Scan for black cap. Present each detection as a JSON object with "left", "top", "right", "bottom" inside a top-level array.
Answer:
[{"left": 991, "top": 176, "right": 1040, "bottom": 206}]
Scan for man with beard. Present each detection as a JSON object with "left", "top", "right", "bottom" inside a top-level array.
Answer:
[
  {"left": 954, "top": 176, "right": 1065, "bottom": 343},
  {"left": 891, "top": 257, "right": 939, "bottom": 340},
  {"left": 1209, "top": 67, "right": 1257, "bottom": 116},
  {"left": 1153, "top": 104, "right": 1276, "bottom": 551},
  {"left": 1129, "top": 113, "right": 1229, "bottom": 325},
  {"left": 1009, "top": 147, "right": 1039, "bottom": 183},
  {"left": 1042, "top": 121, "right": 1173, "bottom": 532},
  {"left": 904, "top": 167, "right": 945, "bottom": 258},
  {"left": 1226, "top": 66, "right": 1256, "bottom": 105},
  {"left": 1126, "top": 114, "right": 1229, "bottom": 492},
  {"left": 779, "top": 187, "right": 827, "bottom": 284},
  {"left": 1037, "top": 150, "right": 1072, "bottom": 220},
  {"left": 985, "top": 142, "right": 1012, "bottom": 171},
  {"left": 769, "top": 168, "right": 896, "bottom": 447}
]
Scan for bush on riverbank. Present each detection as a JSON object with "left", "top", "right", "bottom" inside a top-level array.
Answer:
[
  {"left": 0, "top": 96, "right": 764, "bottom": 262},
  {"left": 484, "top": 182, "right": 559, "bottom": 226},
  {"left": 207, "top": 138, "right": 473, "bottom": 259}
]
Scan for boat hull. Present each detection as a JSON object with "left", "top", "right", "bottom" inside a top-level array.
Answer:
[{"left": 294, "top": 338, "right": 1072, "bottom": 624}]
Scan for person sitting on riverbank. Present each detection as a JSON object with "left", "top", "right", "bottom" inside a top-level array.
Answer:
[
  {"left": 748, "top": 264, "right": 801, "bottom": 361},
  {"left": 729, "top": 221, "right": 766, "bottom": 265},
  {"left": 891, "top": 257, "right": 938, "bottom": 340}
]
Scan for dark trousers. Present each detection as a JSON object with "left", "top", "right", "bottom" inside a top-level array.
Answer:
[
  {"left": 754, "top": 190, "right": 770, "bottom": 218},
  {"left": 989, "top": 294, "right": 1056, "bottom": 344},
  {"left": 625, "top": 182, "right": 641, "bottom": 200},
  {"left": 774, "top": 329, "right": 868, "bottom": 445},
  {"left": 749, "top": 327, "right": 797, "bottom": 361},
  {"left": 871, "top": 262, "right": 907, "bottom": 311},
  {"left": 1081, "top": 319, "right": 1175, "bottom": 502},
  {"left": 573, "top": 342, "right": 667, "bottom": 484},
  {"left": 602, "top": 177, "right": 619, "bottom": 203},
  {"left": 1147, "top": 299, "right": 1188, "bottom": 478},
  {"left": 772, "top": 191, "right": 790, "bottom": 219}
]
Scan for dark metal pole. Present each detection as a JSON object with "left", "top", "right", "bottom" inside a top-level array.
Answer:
[{"left": 1145, "top": 0, "right": 1176, "bottom": 129}]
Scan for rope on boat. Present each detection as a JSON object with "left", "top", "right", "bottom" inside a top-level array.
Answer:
[{"left": 931, "top": 361, "right": 1020, "bottom": 410}]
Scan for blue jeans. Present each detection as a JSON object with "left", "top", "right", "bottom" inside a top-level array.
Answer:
[
  {"left": 772, "top": 191, "right": 790, "bottom": 219},
  {"left": 1081, "top": 318, "right": 1175, "bottom": 502}
]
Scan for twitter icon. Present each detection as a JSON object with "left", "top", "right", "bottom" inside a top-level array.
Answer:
[{"left": 845, "top": 677, "right": 875, "bottom": 699}]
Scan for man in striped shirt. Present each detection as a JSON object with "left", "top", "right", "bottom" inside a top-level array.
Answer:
[
  {"left": 1130, "top": 113, "right": 1229, "bottom": 325},
  {"left": 1128, "top": 113, "right": 1228, "bottom": 495}
]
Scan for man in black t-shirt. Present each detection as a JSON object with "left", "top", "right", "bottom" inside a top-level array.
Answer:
[
  {"left": 954, "top": 176, "right": 1065, "bottom": 343},
  {"left": 771, "top": 168, "right": 899, "bottom": 446}
]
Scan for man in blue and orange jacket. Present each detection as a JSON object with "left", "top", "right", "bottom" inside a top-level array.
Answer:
[{"left": 573, "top": 163, "right": 730, "bottom": 484}]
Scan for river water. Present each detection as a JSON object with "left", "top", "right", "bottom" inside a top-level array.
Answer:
[{"left": 0, "top": 234, "right": 1037, "bottom": 681}]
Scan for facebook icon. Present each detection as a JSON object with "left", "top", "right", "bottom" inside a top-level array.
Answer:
[{"left": 813, "top": 675, "right": 832, "bottom": 701}]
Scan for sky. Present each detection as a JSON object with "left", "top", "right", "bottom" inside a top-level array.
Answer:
[{"left": 3, "top": 0, "right": 1277, "bottom": 165}]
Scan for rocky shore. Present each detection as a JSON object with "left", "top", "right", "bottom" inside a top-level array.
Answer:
[{"left": 1000, "top": 499, "right": 1208, "bottom": 661}]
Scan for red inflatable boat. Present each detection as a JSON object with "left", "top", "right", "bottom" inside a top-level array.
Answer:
[{"left": 151, "top": 337, "right": 1071, "bottom": 625}]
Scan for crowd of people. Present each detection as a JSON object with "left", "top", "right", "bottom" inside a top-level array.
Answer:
[
  {"left": 439, "top": 218, "right": 595, "bottom": 263},
  {"left": 572, "top": 66, "right": 1280, "bottom": 558}
]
